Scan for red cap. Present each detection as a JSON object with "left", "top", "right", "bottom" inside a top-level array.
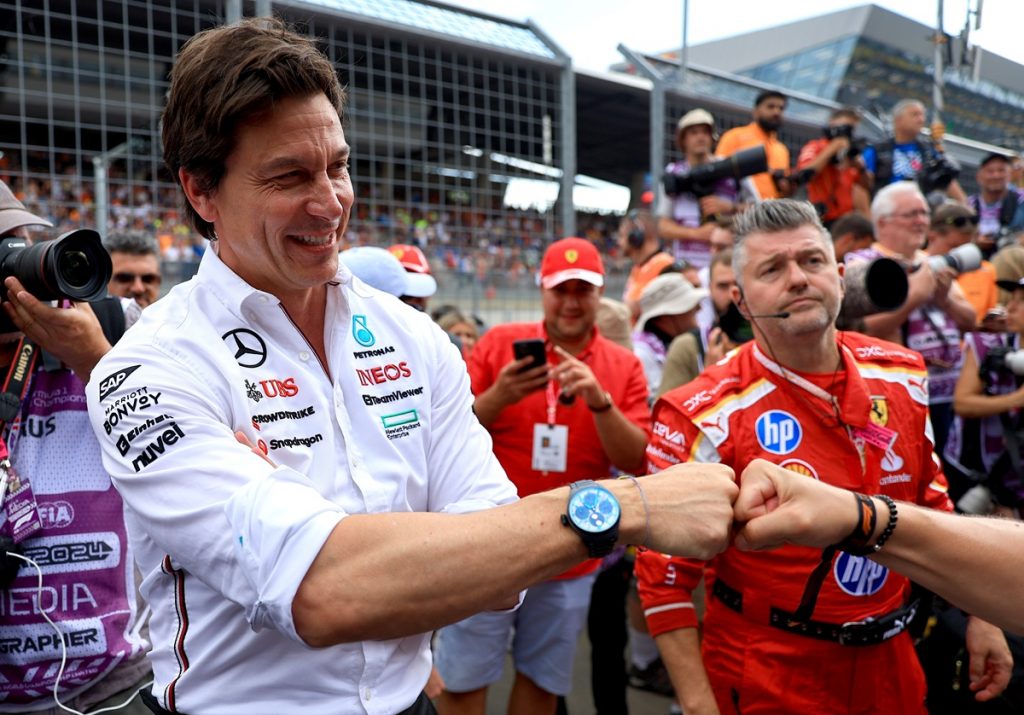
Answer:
[
  {"left": 540, "top": 238, "right": 605, "bottom": 289},
  {"left": 388, "top": 244, "right": 431, "bottom": 274}
]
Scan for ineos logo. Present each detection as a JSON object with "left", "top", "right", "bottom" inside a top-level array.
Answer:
[{"left": 222, "top": 328, "right": 267, "bottom": 369}]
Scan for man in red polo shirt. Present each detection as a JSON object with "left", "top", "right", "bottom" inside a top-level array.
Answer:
[{"left": 435, "top": 237, "right": 651, "bottom": 715}]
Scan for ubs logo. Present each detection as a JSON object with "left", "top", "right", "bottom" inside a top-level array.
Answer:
[
  {"left": 755, "top": 410, "right": 802, "bottom": 455},
  {"left": 222, "top": 329, "right": 267, "bottom": 369}
]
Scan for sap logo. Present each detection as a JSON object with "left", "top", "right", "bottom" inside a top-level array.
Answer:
[
  {"left": 755, "top": 410, "right": 802, "bottom": 455},
  {"left": 97, "top": 365, "right": 141, "bottom": 401},
  {"left": 102, "top": 392, "right": 162, "bottom": 434},
  {"left": 23, "top": 415, "right": 55, "bottom": 438},
  {"left": 683, "top": 391, "right": 712, "bottom": 412},
  {"left": 652, "top": 422, "right": 685, "bottom": 447},
  {"left": 834, "top": 552, "right": 888, "bottom": 596},
  {"left": 356, "top": 362, "right": 412, "bottom": 386},
  {"left": 38, "top": 501, "right": 75, "bottom": 529},
  {"left": 259, "top": 378, "right": 299, "bottom": 398},
  {"left": 131, "top": 422, "right": 186, "bottom": 472}
]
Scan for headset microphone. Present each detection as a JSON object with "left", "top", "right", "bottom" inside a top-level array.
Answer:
[{"left": 745, "top": 311, "right": 791, "bottom": 319}]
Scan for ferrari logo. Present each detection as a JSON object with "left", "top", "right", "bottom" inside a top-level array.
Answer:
[
  {"left": 870, "top": 397, "right": 888, "bottom": 427},
  {"left": 565, "top": 249, "right": 579, "bottom": 263}
]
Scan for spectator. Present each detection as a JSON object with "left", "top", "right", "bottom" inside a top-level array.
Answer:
[
  {"left": 716, "top": 91, "right": 792, "bottom": 200},
  {"left": 829, "top": 211, "right": 875, "bottom": 261},
  {"left": 389, "top": 243, "right": 438, "bottom": 311},
  {"left": 796, "top": 107, "right": 870, "bottom": 225},
  {"left": 862, "top": 99, "right": 967, "bottom": 203},
  {"left": 632, "top": 273, "right": 708, "bottom": 398},
  {"left": 945, "top": 277, "right": 1024, "bottom": 513},
  {"left": 659, "top": 249, "right": 740, "bottom": 397},
  {"left": 927, "top": 203, "right": 997, "bottom": 323},
  {"left": 619, "top": 208, "right": 676, "bottom": 321},
  {"left": 436, "top": 237, "right": 652, "bottom": 715},
  {"left": 993, "top": 241, "right": 1024, "bottom": 302},
  {"left": 637, "top": 199, "right": 1009, "bottom": 715},
  {"left": 595, "top": 297, "right": 632, "bottom": 350},
  {"left": 103, "top": 229, "right": 163, "bottom": 309},
  {"left": 339, "top": 245, "right": 410, "bottom": 296},
  {"left": 85, "top": 20, "right": 740, "bottom": 714},
  {"left": 657, "top": 109, "right": 746, "bottom": 267},
  {"left": 436, "top": 309, "right": 479, "bottom": 357},
  {"left": 853, "top": 182, "right": 976, "bottom": 456},
  {"left": 966, "top": 153, "right": 1024, "bottom": 256},
  {"left": 0, "top": 179, "right": 153, "bottom": 713}
]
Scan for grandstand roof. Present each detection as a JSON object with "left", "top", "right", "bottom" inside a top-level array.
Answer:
[
  {"left": 665, "top": 4, "right": 1024, "bottom": 97},
  {"left": 298, "top": 0, "right": 561, "bottom": 62}
]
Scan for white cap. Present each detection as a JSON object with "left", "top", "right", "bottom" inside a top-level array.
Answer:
[{"left": 636, "top": 273, "right": 708, "bottom": 330}]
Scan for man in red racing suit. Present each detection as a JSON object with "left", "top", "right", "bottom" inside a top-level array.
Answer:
[{"left": 636, "top": 199, "right": 1011, "bottom": 715}]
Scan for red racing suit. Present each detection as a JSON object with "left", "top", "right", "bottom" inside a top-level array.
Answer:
[{"left": 636, "top": 332, "right": 952, "bottom": 714}]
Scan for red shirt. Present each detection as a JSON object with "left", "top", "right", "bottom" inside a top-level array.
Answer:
[
  {"left": 797, "top": 137, "right": 863, "bottom": 222},
  {"left": 469, "top": 321, "right": 651, "bottom": 577}
]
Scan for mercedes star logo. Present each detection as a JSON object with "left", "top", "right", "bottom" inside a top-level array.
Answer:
[{"left": 222, "top": 328, "right": 268, "bottom": 368}]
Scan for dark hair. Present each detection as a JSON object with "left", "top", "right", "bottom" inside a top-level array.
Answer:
[
  {"left": 755, "top": 90, "right": 787, "bottom": 108},
  {"left": 162, "top": 18, "right": 347, "bottom": 239},
  {"left": 830, "top": 213, "right": 873, "bottom": 241},
  {"left": 103, "top": 229, "right": 160, "bottom": 257}
]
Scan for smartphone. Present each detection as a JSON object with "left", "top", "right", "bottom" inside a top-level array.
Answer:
[{"left": 512, "top": 338, "right": 547, "bottom": 372}]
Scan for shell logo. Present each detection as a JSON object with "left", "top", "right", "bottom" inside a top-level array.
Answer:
[
  {"left": 779, "top": 458, "right": 819, "bottom": 480},
  {"left": 565, "top": 249, "right": 579, "bottom": 263}
]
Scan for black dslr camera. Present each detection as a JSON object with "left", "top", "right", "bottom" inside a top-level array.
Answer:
[
  {"left": 918, "top": 152, "right": 960, "bottom": 194},
  {"left": 822, "top": 124, "right": 867, "bottom": 159},
  {"left": 980, "top": 345, "right": 1024, "bottom": 380},
  {"left": 0, "top": 228, "right": 112, "bottom": 332},
  {"left": 663, "top": 146, "right": 768, "bottom": 199}
]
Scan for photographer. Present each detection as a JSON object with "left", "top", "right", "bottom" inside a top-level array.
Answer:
[
  {"left": 657, "top": 109, "right": 749, "bottom": 269},
  {"left": 946, "top": 277, "right": 1024, "bottom": 515},
  {"left": 796, "top": 107, "right": 871, "bottom": 226},
  {"left": 967, "top": 153, "right": 1024, "bottom": 257},
  {"left": 853, "top": 183, "right": 977, "bottom": 457},
  {"left": 716, "top": 90, "right": 792, "bottom": 200},
  {"left": 0, "top": 180, "right": 152, "bottom": 712},
  {"left": 863, "top": 99, "right": 967, "bottom": 203}
]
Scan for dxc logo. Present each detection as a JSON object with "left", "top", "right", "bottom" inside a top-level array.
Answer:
[{"left": 755, "top": 410, "right": 802, "bottom": 455}]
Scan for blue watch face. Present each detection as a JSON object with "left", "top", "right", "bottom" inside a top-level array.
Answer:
[{"left": 568, "top": 486, "right": 621, "bottom": 534}]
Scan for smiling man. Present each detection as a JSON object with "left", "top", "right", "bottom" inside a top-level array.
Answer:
[
  {"left": 634, "top": 200, "right": 1010, "bottom": 714},
  {"left": 437, "top": 237, "right": 651, "bottom": 715},
  {"left": 83, "top": 18, "right": 741, "bottom": 715}
]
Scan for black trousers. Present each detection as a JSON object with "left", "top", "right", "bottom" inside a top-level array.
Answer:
[{"left": 587, "top": 556, "right": 633, "bottom": 715}]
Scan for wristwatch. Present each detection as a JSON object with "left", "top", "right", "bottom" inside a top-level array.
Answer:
[{"left": 561, "top": 480, "right": 621, "bottom": 558}]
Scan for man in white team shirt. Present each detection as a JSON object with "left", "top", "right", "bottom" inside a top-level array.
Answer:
[{"left": 84, "top": 18, "right": 738, "bottom": 715}]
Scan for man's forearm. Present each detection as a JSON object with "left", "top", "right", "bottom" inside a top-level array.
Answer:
[
  {"left": 472, "top": 387, "right": 505, "bottom": 427},
  {"left": 658, "top": 217, "right": 710, "bottom": 243},
  {"left": 592, "top": 405, "right": 648, "bottom": 473},
  {"left": 655, "top": 628, "right": 719, "bottom": 714}
]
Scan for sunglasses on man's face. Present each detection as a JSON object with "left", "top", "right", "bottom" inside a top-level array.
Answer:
[
  {"left": 940, "top": 215, "right": 980, "bottom": 229},
  {"left": 112, "top": 272, "right": 162, "bottom": 285}
]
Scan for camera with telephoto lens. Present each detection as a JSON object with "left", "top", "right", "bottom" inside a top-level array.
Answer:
[
  {"left": 925, "top": 242, "right": 982, "bottom": 276},
  {"left": 0, "top": 228, "right": 112, "bottom": 331},
  {"left": 980, "top": 345, "right": 1024, "bottom": 378},
  {"left": 918, "top": 152, "right": 960, "bottom": 194},
  {"left": 663, "top": 146, "right": 768, "bottom": 199}
]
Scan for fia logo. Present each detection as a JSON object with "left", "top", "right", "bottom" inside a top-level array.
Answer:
[
  {"left": 755, "top": 410, "right": 802, "bottom": 455},
  {"left": 352, "top": 315, "right": 375, "bottom": 347}
]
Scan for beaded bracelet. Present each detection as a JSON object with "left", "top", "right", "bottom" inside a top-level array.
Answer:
[{"left": 871, "top": 494, "right": 898, "bottom": 553}]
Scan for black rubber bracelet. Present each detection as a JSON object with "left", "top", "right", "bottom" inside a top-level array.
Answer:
[
  {"left": 871, "top": 495, "right": 898, "bottom": 553},
  {"left": 588, "top": 391, "right": 613, "bottom": 413},
  {"left": 835, "top": 492, "right": 878, "bottom": 556}
]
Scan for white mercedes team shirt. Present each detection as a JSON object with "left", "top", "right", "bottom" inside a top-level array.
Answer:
[{"left": 85, "top": 249, "right": 517, "bottom": 715}]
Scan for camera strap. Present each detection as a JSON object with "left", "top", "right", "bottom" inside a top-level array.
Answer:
[{"left": 0, "top": 336, "right": 39, "bottom": 433}]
